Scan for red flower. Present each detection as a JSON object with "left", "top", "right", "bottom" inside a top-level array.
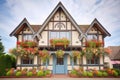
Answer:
[
  {"left": 104, "top": 48, "right": 112, "bottom": 54},
  {"left": 17, "top": 41, "right": 21, "bottom": 45}
]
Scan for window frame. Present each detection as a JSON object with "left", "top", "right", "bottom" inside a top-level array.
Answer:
[
  {"left": 23, "top": 34, "right": 33, "bottom": 41},
  {"left": 87, "top": 55, "right": 99, "bottom": 65},
  {"left": 21, "top": 57, "right": 34, "bottom": 65},
  {"left": 49, "top": 31, "right": 70, "bottom": 40}
]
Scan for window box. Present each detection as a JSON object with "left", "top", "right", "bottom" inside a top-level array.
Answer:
[
  {"left": 50, "top": 38, "right": 70, "bottom": 48},
  {"left": 17, "top": 40, "right": 37, "bottom": 48}
]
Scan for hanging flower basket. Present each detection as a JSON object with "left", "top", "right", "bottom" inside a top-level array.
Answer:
[
  {"left": 56, "top": 50, "right": 64, "bottom": 58},
  {"left": 9, "top": 47, "right": 38, "bottom": 59},
  {"left": 83, "top": 48, "right": 94, "bottom": 60},
  {"left": 71, "top": 51, "right": 81, "bottom": 58},
  {"left": 39, "top": 50, "right": 49, "bottom": 62},
  {"left": 50, "top": 38, "right": 70, "bottom": 48}
]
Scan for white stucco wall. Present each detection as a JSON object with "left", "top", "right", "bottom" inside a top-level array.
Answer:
[{"left": 39, "top": 31, "right": 48, "bottom": 46}]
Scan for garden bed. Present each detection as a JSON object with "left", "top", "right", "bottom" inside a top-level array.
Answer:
[
  {"left": 69, "top": 68, "right": 120, "bottom": 78},
  {"left": 0, "top": 68, "right": 52, "bottom": 78},
  {"left": 69, "top": 73, "right": 120, "bottom": 78},
  {"left": 0, "top": 74, "right": 52, "bottom": 78}
]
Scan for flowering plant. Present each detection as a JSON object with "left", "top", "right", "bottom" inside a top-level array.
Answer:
[
  {"left": 17, "top": 40, "right": 37, "bottom": 48},
  {"left": 71, "top": 51, "right": 81, "bottom": 58},
  {"left": 82, "top": 39, "right": 111, "bottom": 59},
  {"left": 85, "top": 39, "right": 104, "bottom": 47},
  {"left": 9, "top": 47, "right": 38, "bottom": 59},
  {"left": 39, "top": 50, "right": 49, "bottom": 62},
  {"left": 56, "top": 50, "right": 64, "bottom": 58},
  {"left": 50, "top": 38, "right": 70, "bottom": 48}
]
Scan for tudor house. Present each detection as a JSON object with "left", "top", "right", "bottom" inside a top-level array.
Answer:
[{"left": 10, "top": 2, "right": 111, "bottom": 74}]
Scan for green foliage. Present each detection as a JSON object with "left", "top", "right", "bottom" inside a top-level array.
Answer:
[
  {"left": 114, "top": 69, "right": 120, "bottom": 76},
  {"left": 71, "top": 51, "right": 81, "bottom": 59},
  {"left": 0, "top": 38, "right": 4, "bottom": 55},
  {"left": 15, "top": 71, "right": 22, "bottom": 77},
  {"left": 44, "top": 70, "right": 50, "bottom": 75},
  {"left": 82, "top": 71, "right": 87, "bottom": 77},
  {"left": 56, "top": 50, "right": 64, "bottom": 58},
  {"left": 37, "top": 70, "right": 44, "bottom": 77},
  {"left": 6, "top": 71, "right": 11, "bottom": 76},
  {"left": 87, "top": 72, "right": 93, "bottom": 77},
  {"left": 102, "top": 72, "right": 108, "bottom": 77},
  {"left": 0, "top": 54, "right": 16, "bottom": 76},
  {"left": 97, "top": 71, "right": 102, "bottom": 77},
  {"left": 85, "top": 48, "right": 93, "bottom": 59},
  {"left": 113, "top": 71, "right": 118, "bottom": 77},
  {"left": 70, "top": 69, "right": 78, "bottom": 75},
  {"left": 27, "top": 72, "right": 33, "bottom": 77}
]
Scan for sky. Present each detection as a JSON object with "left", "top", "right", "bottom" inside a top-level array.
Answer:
[{"left": 0, "top": 0, "right": 120, "bottom": 53}]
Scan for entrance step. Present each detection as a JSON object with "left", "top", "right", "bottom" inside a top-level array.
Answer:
[{"left": 52, "top": 74, "right": 69, "bottom": 78}]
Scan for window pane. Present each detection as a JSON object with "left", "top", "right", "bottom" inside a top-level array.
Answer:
[
  {"left": 22, "top": 58, "right": 33, "bottom": 64},
  {"left": 87, "top": 56, "right": 99, "bottom": 64},
  {"left": 28, "top": 35, "right": 32, "bottom": 40},
  {"left": 57, "top": 58, "right": 64, "bottom": 65},
  {"left": 23, "top": 35, "right": 33, "bottom": 41},
  {"left": 50, "top": 32, "right": 70, "bottom": 40},
  {"left": 74, "top": 57, "right": 77, "bottom": 65},
  {"left": 60, "top": 32, "right": 66, "bottom": 38},
  {"left": 87, "top": 35, "right": 97, "bottom": 40}
]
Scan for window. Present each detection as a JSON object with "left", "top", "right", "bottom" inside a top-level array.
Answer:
[
  {"left": 21, "top": 57, "right": 33, "bottom": 64},
  {"left": 87, "top": 55, "right": 99, "bottom": 65},
  {"left": 23, "top": 34, "right": 33, "bottom": 41},
  {"left": 70, "top": 57, "right": 77, "bottom": 65},
  {"left": 57, "top": 58, "right": 64, "bottom": 65},
  {"left": 50, "top": 31, "right": 70, "bottom": 40},
  {"left": 74, "top": 57, "right": 77, "bottom": 65},
  {"left": 87, "top": 34, "right": 97, "bottom": 40},
  {"left": 43, "top": 59, "right": 49, "bottom": 65},
  {"left": 113, "top": 64, "right": 120, "bottom": 70}
]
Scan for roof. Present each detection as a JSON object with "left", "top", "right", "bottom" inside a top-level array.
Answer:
[
  {"left": 108, "top": 46, "right": 120, "bottom": 60},
  {"left": 33, "top": 2, "right": 83, "bottom": 38},
  {"left": 79, "top": 25, "right": 90, "bottom": 33},
  {"left": 10, "top": 18, "right": 35, "bottom": 36},
  {"left": 86, "top": 18, "right": 111, "bottom": 37},
  {"left": 10, "top": 2, "right": 111, "bottom": 40},
  {"left": 31, "top": 25, "right": 41, "bottom": 33}
]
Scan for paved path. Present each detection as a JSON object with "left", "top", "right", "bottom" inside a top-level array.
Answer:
[{"left": 0, "top": 78, "right": 120, "bottom": 80}]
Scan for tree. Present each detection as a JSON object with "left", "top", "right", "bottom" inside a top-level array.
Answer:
[
  {"left": 0, "top": 36, "right": 16, "bottom": 76},
  {"left": 0, "top": 54, "right": 16, "bottom": 76},
  {"left": 0, "top": 36, "right": 4, "bottom": 55}
]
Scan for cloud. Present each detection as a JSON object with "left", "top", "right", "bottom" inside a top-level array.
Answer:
[{"left": 0, "top": 0, "right": 120, "bottom": 52}]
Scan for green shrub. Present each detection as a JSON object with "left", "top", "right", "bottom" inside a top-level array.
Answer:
[
  {"left": 70, "top": 69, "right": 78, "bottom": 75},
  {"left": 44, "top": 70, "right": 50, "bottom": 76},
  {"left": 97, "top": 71, "right": 102, "bottom": 77},
  {"left": 27, "top": 72, "right": 33, "bottom": 77},
  {"left": 0, "top": 54, "right": 16, "bottom": 76},
  {"left": 102, "top": 72, "right": 108, "bottom": 77},
  {"left": 82, "top": 71, "right": 87, "bottom": 77},
  {"left": 87, "top": 72, "right": 93, "bottom": 77},
  {"left": 114, "top": 69, "right": 120, "bottom": 76},
  {"left": 37, "top": 70, "right": 43, "bottom": 77},
  {"left": 15, "top": 71, "right": 22, "bottom": 77},
  {"left": 113, "top": 71, "right": 118, "bottom": 77},
  {"left": 6, "top": 71, "right": 11, "bottom": 76}
]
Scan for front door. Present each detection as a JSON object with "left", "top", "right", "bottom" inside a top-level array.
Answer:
[{"left": 53, "top": 54, "right": 67, "bottom": 74}]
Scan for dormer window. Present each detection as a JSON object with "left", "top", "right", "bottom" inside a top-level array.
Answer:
[{"left": 23, "top": 34, "right": 33, "bottom": 41}]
